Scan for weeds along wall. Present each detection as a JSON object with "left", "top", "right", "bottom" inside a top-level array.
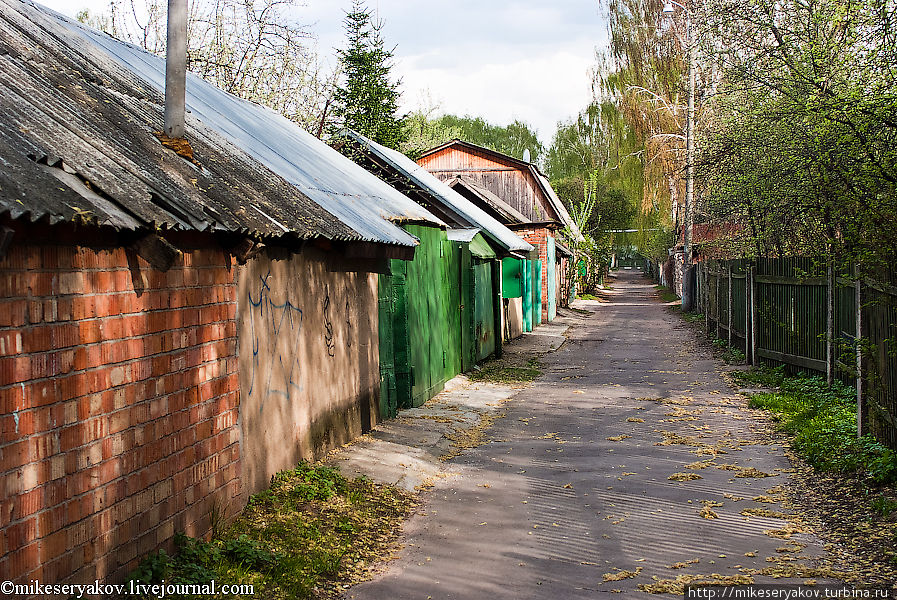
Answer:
[{"left": 0, "top": 228, "right": 381, "bottom": 587}]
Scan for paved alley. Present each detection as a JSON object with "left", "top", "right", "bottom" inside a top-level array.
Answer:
[{"left": 345, "top": 270, "right": 835, "bottom": 598}]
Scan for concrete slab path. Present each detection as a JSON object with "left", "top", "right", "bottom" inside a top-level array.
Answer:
[{"left": 342, "top": 270, "right": 836, "bottom": 599}]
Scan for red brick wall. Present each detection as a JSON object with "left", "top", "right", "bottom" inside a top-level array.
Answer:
[
  {"left": 516, "top": 227, "right": 553, "bottom": 322},
  {"left": 0, "top": 239, "right": 242, "bottom": 585}
]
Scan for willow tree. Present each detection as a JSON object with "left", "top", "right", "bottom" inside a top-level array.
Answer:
[{"left": 596, "top": 0, "right": 703, "bottom": 239}]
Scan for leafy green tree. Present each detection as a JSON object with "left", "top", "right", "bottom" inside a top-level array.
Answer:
[
  {"left": 401, "top": 110, "right": 462, "bottom": 161},
  {"left": 420, "top": 115, "right": 544, "bottom": 164},
  {"left": 695, "top": 0, "right": 897, "bottom": 270},
  {"left": 331, "top": 0, "right": 406, "bottom": 149}
]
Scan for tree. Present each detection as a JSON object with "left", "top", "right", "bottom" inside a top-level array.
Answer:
[
  {"left": 695, "top": 0, "right": 897, "bottom": 270},
  {"left": 330, "top": 0, "right": 406, "bottom": 149},
  {"left": 429, "top": 115, "right": 543, "bottom": 165},
  {"left": 78, "top": 0, "right": 337, "bottom": 135}
]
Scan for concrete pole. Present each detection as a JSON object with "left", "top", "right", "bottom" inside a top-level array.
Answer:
[{"left": 164, "top": 0, "right": 188, "bottom": 139}]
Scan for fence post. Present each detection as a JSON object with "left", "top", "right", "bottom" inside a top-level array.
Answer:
[
  {"left": 715, "top": 266, "right": 721, "bottom": 339},
  {"left": 705, "top": 265, "right": 711, "bottom": 334},
  {"left": 826, "top": 260, "right": 834, "bottom": 386},
  {"left": 750, "top": 264, "right": 759, "bottom": 366},
  {"left": 855, "top": 267, "right": 864, "bottom": 438},
  {"left": 727, "top": 265, "right": 733, "bottom": 348}
]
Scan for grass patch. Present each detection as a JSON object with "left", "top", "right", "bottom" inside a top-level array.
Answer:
[
  {"left": 654, "top": 285, "right": 680, "bottom": 303},
  {"left": 468, "top": 357, "right": 541, "bottom": 384},
  {"left": 711, "top": 337, "right": 747, "bottom": 364},
  {"left": 127, "top": 462, "right": 415, "bottom": 599},
  {"left": 871, "top": 495, "right": 897, "bottom": 518},
  {"left": 578, "top": 293, "right": 599, "bottom": 300},
  {"left": 735, "top": 367, "right": 897, "bottom": 484}
]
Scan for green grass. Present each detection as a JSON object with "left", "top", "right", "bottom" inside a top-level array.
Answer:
[
  {"left": 871, "top": 495, "right": 897, "bottom": 518},
  {"left": 654, "top": 285, "right": 680, "bottom": 304},
  {"left": 127, "top": 462, "right": 415, "bottom": 599},
  {"left": 577, "top": 293, "right": 599, "bottom": 301},
  {"left": 711, "top": 337, "right": 747, "bottom": 364},
  {"left": 734, "top": 367, "right": 897, "bottom": 484},
  {"left": 468, "top": 357, "right": 542, "bottom": 384}
]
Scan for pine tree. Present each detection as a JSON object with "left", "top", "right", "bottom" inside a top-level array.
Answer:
[{"left": 331, "top": 0, "right": 406, "bottom": 149}]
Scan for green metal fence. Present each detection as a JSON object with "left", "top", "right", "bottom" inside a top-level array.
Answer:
[{"left": 697, "top": 258, "right": 897, "bottom": 450}]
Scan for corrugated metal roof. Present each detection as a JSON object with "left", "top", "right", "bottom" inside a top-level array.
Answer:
[
  {"left": 446, "top": 228, "right": 481, "bottom": 243},
  {"left": 0, "top": 0, "right": 368, "bottom": 242},
  {"left": 48, "top": 3, "right": 444, "bottom": 243},
  {"left": 340, "top": 130, "right": 532, "bottom": 254},
  {"left": 7, "top": 0, "right": 444, "bottom": 247}
]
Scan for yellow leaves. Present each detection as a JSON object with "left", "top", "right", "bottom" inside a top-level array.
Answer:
[
  {"left": 627, "top": 417, "right": 645, "bottom": 423},
  {"left": 602, "top": 567, "right": 642, "bottom": 582},
  {"left": 668, "top": 472, "right": 702, "bottom": 481},
  {"left": 638, "top": 574, "right": 753, "bottom": 594},
  {"left": 741, "top": 508, "right": 791, "bottom": 519},
  {"left": 700, "top": 506, "right": 719, "bottom": 519},
  {"left": 752, "top": 495, "right": 777, "bottom": 503},
  {"left": 764, "top": 524, "right": 804, "bottom": 539},
  {"left": 700, "top": 500, "right": 723, "bottom": 519},
  {"left": 667, "top": 558, "right": 700, "bottom": 569},
  {"left": 735, "top": 467, "right": 774, "bottom": 478},
  {"left": 606, "top": 435, "right": 631, "bottom": 441}
]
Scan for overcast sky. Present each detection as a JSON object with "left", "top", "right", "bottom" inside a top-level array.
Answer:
[{"left": 38, "top": 0, "right": 606, "bottom": 145}]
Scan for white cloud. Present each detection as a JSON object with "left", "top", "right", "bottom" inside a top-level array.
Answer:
[{"left": 396, "top": 49, "right": 596, "bottom": 142}]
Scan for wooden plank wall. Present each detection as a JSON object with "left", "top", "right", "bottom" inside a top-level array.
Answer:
[
  {"left": 697, "top": 257, "right": 897, "bottom": 450},
  {"left": 418, "top": 147, "right": 555, "bottom": 223}
]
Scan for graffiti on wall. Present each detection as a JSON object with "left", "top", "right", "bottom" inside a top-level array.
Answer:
[
  {"left": 247, "top": 271, "right": 303, "bottom": 406},
  {"left": 322, "top": 286, "right": 335, "bottom": 357}
]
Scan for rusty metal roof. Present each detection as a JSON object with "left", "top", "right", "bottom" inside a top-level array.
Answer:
[
  {"left": 340, "top": 130, "right": 532, "bottom": 254},
  {"left": 0, "top": 0, "right": 441, "bottom": 247}
]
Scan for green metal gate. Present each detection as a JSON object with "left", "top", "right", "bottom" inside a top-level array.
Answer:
[{"left": 547, "top": 237, "right": 557, "bottom": 321}]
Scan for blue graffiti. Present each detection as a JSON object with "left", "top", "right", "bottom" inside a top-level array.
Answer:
[{"left": 247, "top": 271, "right": 303, "bottom": 409}]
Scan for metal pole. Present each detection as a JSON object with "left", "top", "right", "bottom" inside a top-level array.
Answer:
[{"left": 164, "top": 0, "right": 188, "bottom": 139}]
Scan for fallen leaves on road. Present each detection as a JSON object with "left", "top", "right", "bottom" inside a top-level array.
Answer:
[
  {"left": 627, "top": 417, "right": 645, "bottom": 423},
  {"left": 668, "top": 558, "right": 700, "bottom": 569},
  {"left": 606, "top": 435, "right": 631, "bottom": 441},
  {"left": 668, "top": 472, "right": 702, "bottom": 481},
  {"left": 602, "top": 567, "right": 643, "bottom": 582},
  {"left": 764, "top": 524, "right": 804, "bottom": 539},
  {"left": 638, "top": 574, "right": 753, "bottom": 594},
  {"left": 741, "top": 508, "right": 791, "bottom": 519}
]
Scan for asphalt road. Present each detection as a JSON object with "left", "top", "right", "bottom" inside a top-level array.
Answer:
[{"left": 347, "top": 270, "right": 833, "bottom": 599}]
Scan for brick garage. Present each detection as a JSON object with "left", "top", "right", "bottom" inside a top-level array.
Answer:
[
  {"left": 0, "top": 226, "right": 242, "bottom": 584},
  {"left": 515, "top": 226, "right": 555, "bottom": 322}
]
